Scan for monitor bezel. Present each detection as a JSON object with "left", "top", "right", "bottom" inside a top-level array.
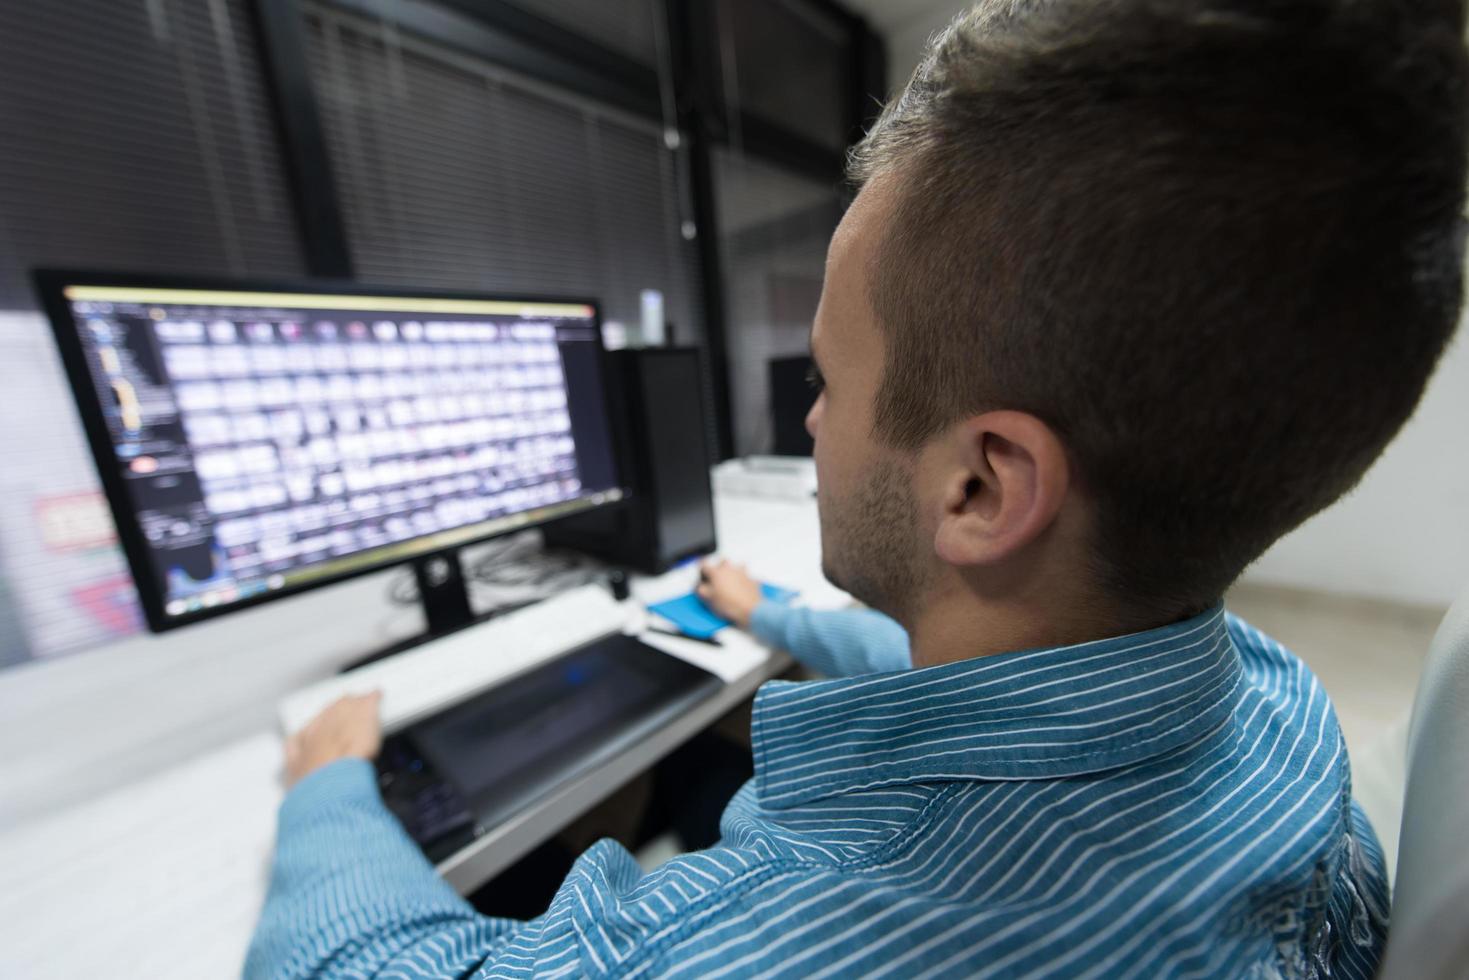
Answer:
[{"left": 33, "top": 268, "right": 627, "bottom": 634}]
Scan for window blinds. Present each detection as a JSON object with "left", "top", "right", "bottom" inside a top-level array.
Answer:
[
  {"left": 306, "top": 5, "right": 703, "bottom": 342},
  {"left": 0, "top": 0, "right": 304, "bottom": 308}
]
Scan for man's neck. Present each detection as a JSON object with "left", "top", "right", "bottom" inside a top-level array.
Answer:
[{"left": 903, "top": 585, "right": 1165, "bottom": 669}]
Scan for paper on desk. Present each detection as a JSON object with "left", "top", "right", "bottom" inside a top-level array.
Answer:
[
  {"left": 633, "top": 623, "right": 773, "bottom": 684},
  {"left": 0, "top": 731, "right": 283, "bottom": 980}
]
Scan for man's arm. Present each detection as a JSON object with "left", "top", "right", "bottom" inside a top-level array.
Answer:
[
  {"left": 247, "top": 696, "right": 513, "bottom": 978},
  {"left": 749, "top": 603, "right": 911, "bottom": 676},
  {"left": 246, "top": 758, "right": 509, "bottom": 979},
  {"left": 247, "top": 695, "right": 794, "bottom": 979},
  {"left": 698, "top": 559, "right": 910, "bottom": 676}
]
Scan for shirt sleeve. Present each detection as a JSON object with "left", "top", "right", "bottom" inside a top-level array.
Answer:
[
  {"left": 245, "top": 758, "right": 513, "bottom": 979},
  {"left": 748, "top": 602, "right": 911, "bottom": 677},
  {"left": 244, "top": 761, "right": 780, "bottom": 979}
]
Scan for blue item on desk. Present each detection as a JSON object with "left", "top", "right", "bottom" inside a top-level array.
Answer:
[{"left": 648, "top": 584, "right": 798, "bottom": 640}]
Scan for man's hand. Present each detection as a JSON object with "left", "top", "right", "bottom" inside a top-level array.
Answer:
[
  {"left": 696, "top": 559, "right": 763, "bottom": 629},
  {"left": 284, "top": 692, "right": 383, "bottom": 789}
]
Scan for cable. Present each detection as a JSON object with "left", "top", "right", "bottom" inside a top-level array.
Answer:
[{"left": 385, "top": 530, "right": 614, "bottom": 620}]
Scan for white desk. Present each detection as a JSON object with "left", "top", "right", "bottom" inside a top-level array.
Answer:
[
  {"left": 0, "top": 480, "right": 837, "bottom": 979},
  {"left": 0, "top": 733, "right": 283, "bottom": 979}
]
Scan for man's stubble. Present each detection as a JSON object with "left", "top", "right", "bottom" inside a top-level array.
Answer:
[{"left": 819, "top": 456, "right": 928, "bottom": 627}]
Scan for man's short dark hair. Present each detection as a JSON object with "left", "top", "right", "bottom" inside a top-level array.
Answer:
[{"left": 851, "top": 0, "right": 1469, "bottom": 617}]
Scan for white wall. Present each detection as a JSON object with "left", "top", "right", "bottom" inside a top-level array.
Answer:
[
  {"left": 1242, "top": 330, "right": 1469, "bottom": 609},
  {"left": 876, "top": 4, "right": 1469, "bottom": 610}
]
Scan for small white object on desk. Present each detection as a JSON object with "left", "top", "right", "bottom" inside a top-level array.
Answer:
[
  {"left": 639, "top": 289, "right": 665, "bottom": 346},
  {"left": 277, "top": 584, "right": 627, "bottom": 735}
]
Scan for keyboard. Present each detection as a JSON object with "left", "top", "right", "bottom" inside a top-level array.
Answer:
[
  {"left": 277, "top": 584, "right": 628, "bottom": 735},
  {"left": 377, "top": 632, "right": 723, "bottom": 862}
]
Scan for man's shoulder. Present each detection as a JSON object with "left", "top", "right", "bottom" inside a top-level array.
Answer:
[
  {"left": 548, "top": 783, "right": 952, "bottom": 976},
  {"left": 1218, "top": 611, "right": 1353, "bottom": 803},
  {"left": 548, "top": 835, "right": 856, "bottom": 977},
  {"left": 1224, "top": 611, "right": 1325, "bottom": 700}
]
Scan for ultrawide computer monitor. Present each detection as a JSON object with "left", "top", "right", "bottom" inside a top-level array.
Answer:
[{"left": 36, "top": 272, "right": 624, "bottom": 633}]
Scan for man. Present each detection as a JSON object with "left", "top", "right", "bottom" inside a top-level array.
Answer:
[{"left": 247, "top": 0, "right": 1467, "bottom": 976}]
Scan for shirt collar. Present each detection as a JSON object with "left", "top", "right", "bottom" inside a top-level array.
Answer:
[{"left": 751, "top": 605, "right": 1241, "bottom": 809}]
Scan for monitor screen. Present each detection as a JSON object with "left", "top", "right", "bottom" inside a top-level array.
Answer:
[{"left": 39, "top": 275, "right": 623, "bottom": 631}]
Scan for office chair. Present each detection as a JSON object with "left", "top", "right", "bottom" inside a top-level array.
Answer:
[{"left": 1377, "top": 584, "right": 1469, "bottom": 979}]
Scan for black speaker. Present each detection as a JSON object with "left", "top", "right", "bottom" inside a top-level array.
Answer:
[{"left": 543, "top": 347, "right": 716, "bottom": 574}]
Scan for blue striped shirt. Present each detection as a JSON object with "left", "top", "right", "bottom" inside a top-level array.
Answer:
[{"left": 247, "top": 603, "right": 1388, "bottom": 978}]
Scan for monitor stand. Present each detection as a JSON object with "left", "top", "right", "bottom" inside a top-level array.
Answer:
[
  {"left": 338, "top": 548, "right": 481, "bottom": 673},
  {"left": 413, "top": 548, "right": 477, "bottom": 637}
]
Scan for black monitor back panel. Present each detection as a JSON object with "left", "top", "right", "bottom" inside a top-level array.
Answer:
[{"left": 543, "top": 347, "right": 716, "bottom": 573}]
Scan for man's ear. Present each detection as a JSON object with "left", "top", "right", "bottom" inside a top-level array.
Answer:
[{"left": 932, "top": 410, "right": 1071, "bottom": 567}]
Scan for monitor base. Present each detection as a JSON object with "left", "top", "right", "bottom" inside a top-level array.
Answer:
[
  {"left": 338, "top": 547, "right": 623, "bottom": 674},
  {"left": 339, "top": 548, "right": 482, "bottom": 673}
]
